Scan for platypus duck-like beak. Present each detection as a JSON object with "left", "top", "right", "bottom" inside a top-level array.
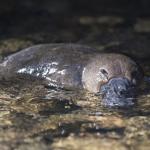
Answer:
[{"left": 100, "top": 77, "right": 136, "bottom": 107}]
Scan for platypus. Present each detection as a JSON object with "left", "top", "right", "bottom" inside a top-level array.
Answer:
[{"left": 0, "top": 43, "right": 143, "bottom": 107}]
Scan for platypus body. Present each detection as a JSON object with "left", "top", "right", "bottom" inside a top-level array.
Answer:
[{"left": 0, "top": 44, "right": 143, "bottom": 107}]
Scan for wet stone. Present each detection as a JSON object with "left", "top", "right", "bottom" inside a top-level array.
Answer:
[
  {"left": 134, "top": 18, "right": 150, "bottom": 33},
  {"left": 51, "top": 136, "right": 128, "bottom": 150}
]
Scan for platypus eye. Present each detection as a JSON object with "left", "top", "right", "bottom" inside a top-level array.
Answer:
[
  {"left": 100, "top": 69, "right": 108, "bottom": 77},
  {"left": 98, "top": 69, "right": 109, "bottom": 81}
]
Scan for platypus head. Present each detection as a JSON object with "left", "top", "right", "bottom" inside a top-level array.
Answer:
[{"left": 82, "top": 53, "right": 143, "bottom": 107}]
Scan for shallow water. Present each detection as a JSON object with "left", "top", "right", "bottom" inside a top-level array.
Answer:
[
  {"left": 0, "top": 62, "right": 150, "bottom": 150},
  {"left": 0, "top": 2, "right": 150, "bottom": 149}
]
